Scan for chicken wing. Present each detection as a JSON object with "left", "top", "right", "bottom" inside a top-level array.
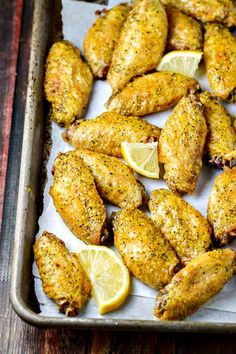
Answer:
[
  {"left": 200, "top": 91, "right": 236, "bottom": 168},
  {"left": 84, "top": 4, "right": 130, "bottom": 78},
  {"left": 149, "top": 189, "right": 211, "bottom": 265},
  {"left": 74, "top": 149, "right": 146, "bottom": 208},
  {"left": 161, "top": 0, "right": 236, "bottom": 27},
  {"left": 62, "top": 112, "right": 161, "bottom": 157},
  {"left": 112, "top": 208, "right": 179, "bottom": 289},
  {"left": 166, "top": 7, "right": 203, "bottom": 51},
  {"left": 44, "top": 40, "right": 93, "bottom": 127},
  {"left": 155, "top": 249, "right": 236, "bottom": 320},
  {"left": 34, "top": 232, "right": 91, "bottom": 316},
  {"left": 105, "top": 72, "right": 200, "bottom": 116},
  {"left": 50, "top": 151, "right": 107, "bottom": 244},
  {"left": 204, "top": 24, "right": 236, "bottom": 102},
  {"left": 207, "top": 168, "right": 236, "bottom": 246},
  {"left": 159, "top": 94, "right": 207, "bottom": 194},
  {"left": 107, "top": 0, "right": 168, "bottom": 93}
]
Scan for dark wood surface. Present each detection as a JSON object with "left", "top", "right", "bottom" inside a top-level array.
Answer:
[{"left": 1, "top": 0, "right": 236, "bottom": 353}]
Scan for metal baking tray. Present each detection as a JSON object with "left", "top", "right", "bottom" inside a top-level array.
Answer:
[{"left": 10, "top": 0, "right": 236, "bottom": 332}]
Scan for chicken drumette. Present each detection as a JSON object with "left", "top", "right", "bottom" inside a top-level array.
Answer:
[
  {"left": 74, "top": 149, "right": 146, "bottom": 209},
  {"left": 34, "top": 232, "right": 91, "bottom": 316},
  {"left": 208, "top": 167, "right": 236, "bottom": 245},
  {"left": 159, "top": 94, "right": 207, "bottom": 194},
  {"left": 50, "top": 151, "right": 107, "bottom": 245},
  {"left": 107, "top": 0, "right": 168, "bottom": 93},
  {"left": 149, "top": 189, "right": 212, "bottom": 265},
  {"left": 44, "top": 40, "right": 93, "bottom": 127},
  {"left": 63, "top": 112, "right": 161, "bottom": 157},
  {"left": 155, "top": 249, "right": 236, "bottom": 320},
  {"left": 112, "top": 208, "right": 179, "bottom": 289}
]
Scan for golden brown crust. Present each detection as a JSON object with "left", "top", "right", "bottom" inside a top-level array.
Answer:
[
  {"left": 166, "top": 6, "right": 203, "bottom": 51},
  {"left": 149, "top": 189, "right": 212, "bottom": 265},
  {"left": 50, "top": 151, "right": 107, "bottom": 244},
  {"left": 105, "top": 72, "right": 200, "bottom": 116},
  {"left": 159, "top": 94, "right": 207, "bottom": 194},
  {"left": 34, "top": 232, "right": 91, "bottom": 316},
  {"left": 107, "top": 0, "right": 168, "bottom": 93},
  {"left": 44, "top": 41, "right": 93, "bottom": 127},
  {"left": 200, "top": 91, "right": 236, "bottom": 168},
  {"left": 207, "top": 168, "right": 236, "bottom": 245},
  {"left": 112, "top": 208, "right": 179, "bottom": 289},
  {"left": 84, "top": 4, "right": 130, "bottom": 78},
  {"left": 74, "top": 149, "right": 146, "bottom": 208},
  {"left": 154, "top": 249, "right": 236, "bottom": 320},
  {"left": 204, "top": 24, "right": 236, "bottom": 102},
  {"left": 161, "top": 0, "right": 236, "bottom": 27},
  {"left": 62, "top": 112, "right": 161, "bottom": 157}
]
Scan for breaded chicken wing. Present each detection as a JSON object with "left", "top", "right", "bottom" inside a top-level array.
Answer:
[
  {"left": 159, "top": 94, "right": 207, "bottom": 194},
  {"left": 155, "top": 249, "right": 236, "bottom": 320},
  {"left": 166, "top": 7, "right": 203, "bottom": 51},
  {"left": 63, "top": 112, "right": 161, "bottom": 157},
  {"left": 74, "top": 149, "right": 146, "bottom": 208},
  {"left": 84, "top": 4, "right": 130, "bottom": 78},
  {"left": 112, "top": 208, "right": 179, "bottom": 289},
  {"left": 50, "top": 151, "right": 107, "bottom": 244},
  {"left": 107, "top": 0, "right": 168, "bottom": 93},
  {"left": 204, "top": 24, "right": 236, "bottom": 102},
  {"left": 105, "top": 72, "right": 200, "bottom": 116},
  {"left": 44, "top": 41, "right": 93, "bottom": 127},
  {"left": 149, "top": 189, "right": 211, "bottom": 265},
  {"left": 200, "top": 91, "right": 236, "bottom": 168},
  {"left": 207, "top": 168, "right": 236, "bottom": 246},
  {"left": 34, "top": 232, "right": 91, "bottom": 316},
  {"left": 161, "top": 0, "right": 236, "bottom": 27}
]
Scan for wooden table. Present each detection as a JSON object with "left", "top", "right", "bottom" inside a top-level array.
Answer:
[{"left": 1, "top": 0, "right": 236, "bottom": 352}]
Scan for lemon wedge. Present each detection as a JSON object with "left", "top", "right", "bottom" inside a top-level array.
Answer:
[
  {"left": 77, "top": 246, "right": 130, "bottom": 314},
  {"left": 157, "top": 50, "right": 203, "bottom": 78},
  {"left": 121, "top": 142, "right": 159, "bottom": 179}
]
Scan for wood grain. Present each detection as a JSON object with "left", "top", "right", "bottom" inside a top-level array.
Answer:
[
  {"left": 1, "top": 0, "right": 236, "bottom": 353},
  {"left": 0, "top": 0, "right": 23, "bottom": 232}
]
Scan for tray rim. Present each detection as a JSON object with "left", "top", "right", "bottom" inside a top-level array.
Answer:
[{"left": 10, "top": 0, "right": 236, "bottom": 332}]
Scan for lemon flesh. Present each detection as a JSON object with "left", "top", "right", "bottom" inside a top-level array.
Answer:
[
  {"left": 157, "top": 50, "right": 203, "bottom": 78},
  {"left": 77, "top": 246, "right": 130, "bottom": 314},
  {"left": 121, "top": 142, "right": 159, "bottom": 179}
]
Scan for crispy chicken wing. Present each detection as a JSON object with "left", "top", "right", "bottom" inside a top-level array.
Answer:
[
  {"left": 149, "top": 189, "right": 211, "bottom": 265},
  {"left": 50, "top": 151, "right": 107, "bottom": 244},
  {"left": 74, "top": 149, "right": 146, "bottom": 208},
  {"left": 200, "top": 91, "right": 236, "bottom": 168},
  {"left": 166, "top": 7, "right": 203, "bottom": 51},
  {"left": 207, "top": 168, "right": 236, "bottom": 246},
  {"left": 34, "top": 232, "right": 91, "bottom": 316},
  {"left": 84, "top": 4, "right": 130, "bottom": 78},
  {"left": 44, "top": 41, "right": 93, "bottom": 127},
  {"left": 204, "top": 24, "right": 236, "bottom": 102},
  {"left": 105, "top": 72, "right": 199, "bottom": 116},
  {"left": 107, "top": 0, "right": 168, "bottom": 93},
  {"left": 159, "top": 94, "right": 207, "bottom": 194},
  {"left": 112, "top": 208, "right": 179, "bottom": 289},
  {"left": 161, "top": 0, "right": 236, "bottom": 27},
  {"left": 155, "top": 249, "right": 236, "bottom": 320},
  {"left": 63, "top": 112, "right": 161, "bottom": 157}
]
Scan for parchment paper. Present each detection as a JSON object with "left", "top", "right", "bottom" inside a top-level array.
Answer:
[{"left": 33, "top": 0, "right": 236, "bottom": 321}]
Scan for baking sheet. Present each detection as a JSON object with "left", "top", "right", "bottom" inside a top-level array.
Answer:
[{"left": 33, "top": 0, "right": 236, "bottom": 321}]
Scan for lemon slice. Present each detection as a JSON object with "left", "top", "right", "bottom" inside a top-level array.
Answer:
[
  {"left": 121, "top": 142, "right": 159, "bottom": 178},
  {"left": 77, "top": 246, "right": 130, "bottom": 314},
  {"left": 157, "top": 50, "right": 203, "bottom": 78}
]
